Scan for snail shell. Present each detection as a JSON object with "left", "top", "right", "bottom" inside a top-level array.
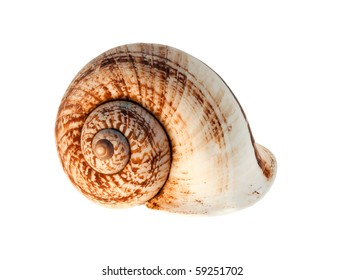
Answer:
[{"left": 55, "top": 43, "right": 277, "bottom": 215}]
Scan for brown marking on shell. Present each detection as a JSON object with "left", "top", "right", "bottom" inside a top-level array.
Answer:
[
  {"left": 77, "top": 100, "right": 171, "bottom": 206},
  {"left": 100, "top": 57, "right": 116, "bottom": 69},
  {"left": 244, "top": 119, "right": 274, "bottom": 179},
  {"left": 254, "top": 144, "right": 276, "bottom": 179}
]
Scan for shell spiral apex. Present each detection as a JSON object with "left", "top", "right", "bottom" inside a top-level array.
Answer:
[{"left": 55, "top": 43, "right": 277, "bottom": 215}]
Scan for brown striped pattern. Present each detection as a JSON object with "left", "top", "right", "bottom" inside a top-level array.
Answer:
[{"left": 79, "top": 101, "right": 171, "bottom": 206}]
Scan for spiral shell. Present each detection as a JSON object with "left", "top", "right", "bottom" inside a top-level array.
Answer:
[{"left": 55, "top": 43, "right": 277, "bottom": 214}]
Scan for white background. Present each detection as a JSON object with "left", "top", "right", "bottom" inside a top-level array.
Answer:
[{"left": 1, "top": 1, "right": 344, "bottom": 279}]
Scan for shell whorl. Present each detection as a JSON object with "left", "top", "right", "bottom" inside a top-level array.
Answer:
[{"left": 55, "top": 43, "right": 276, "bottom": 214}]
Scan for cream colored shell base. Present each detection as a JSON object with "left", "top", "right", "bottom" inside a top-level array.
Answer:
[{"left": 55, "top": 43, "right": 277, "bottom": 215}]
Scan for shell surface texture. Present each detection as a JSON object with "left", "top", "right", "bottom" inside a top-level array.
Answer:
[{"left": 55, "top": 43, "right": 277, "bottom": 215}]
